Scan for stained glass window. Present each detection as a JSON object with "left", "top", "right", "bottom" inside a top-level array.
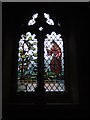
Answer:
[
  {"left": 17, "top": 32, "right": 38, "bottom": 92},
  {"left": 17, "top": 13, "right": 65, "bottom": 93},
  {"left": 44, "top": 32, "right": 65, "bottom": 92}
]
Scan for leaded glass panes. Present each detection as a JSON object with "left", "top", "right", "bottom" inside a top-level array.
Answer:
[
  {"left": 44, "top": 13, "right": 54, "bottom": 25},
  {"left": 28, "top": 13, "right": 38, "bottom": 26},
  {"left": 44, "top": 32, "right": 65, "bottom": 92},
  {"left": 17, "top": 32, "right": 37, "bottom": 92}
]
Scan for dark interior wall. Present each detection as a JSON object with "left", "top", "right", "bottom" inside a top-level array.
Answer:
[
  {"left": 3, "top": 15, "right": 13, "bottom": 103},
  {"left": 64, "top": 5, "right": 88, "bottom": 105},
  {"left": 2, "top": 3, "right": 88, "bottom": 119},
  {"left": 75, "top": 11, "right": 88, "bottom": 105},
  {"left": 67, "top": 24, "right": 79, "bottom": 104},
  {"left": 2, "top": 4, "right": 22, "bottom": 103}
]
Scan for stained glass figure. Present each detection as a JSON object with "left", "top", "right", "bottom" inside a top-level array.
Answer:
[
  {"left": 44, "top": 32, "right": 65, "bottom": 92},
  {"left": 17, "top": 32, "right": 38, "bottom": 92}
]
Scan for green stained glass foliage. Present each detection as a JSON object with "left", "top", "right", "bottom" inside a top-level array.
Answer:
[
  {"left": 17, "top": 32, "right": 38, "bottom": 92},
  {"left": 44, "top": 32, "right": 65, "bottom": 92}
]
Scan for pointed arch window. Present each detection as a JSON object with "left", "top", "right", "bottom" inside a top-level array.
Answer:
[
  {"left": 17, "top": 13, "right": 65, "bottom": 93},
  {"left": 17, "top": 32, "right": 38, "bottom": 92},
  {"left": 44, "top": 32, "right": 65, "bottom": 92}
]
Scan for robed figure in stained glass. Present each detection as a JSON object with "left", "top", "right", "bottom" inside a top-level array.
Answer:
[{"left": 46, "top": 40, "right": 62, "bottom": 75}]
